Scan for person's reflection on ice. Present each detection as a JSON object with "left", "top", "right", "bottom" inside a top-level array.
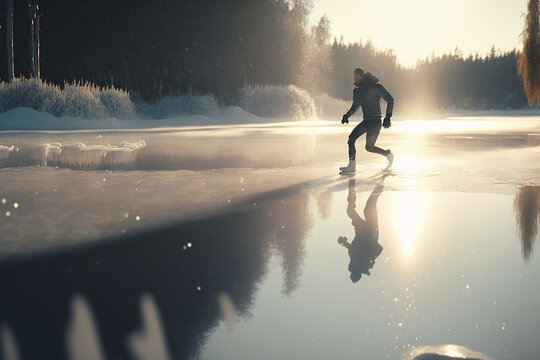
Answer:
[{"left": 338, "top": 177, "right": 385, "bottom": 283}]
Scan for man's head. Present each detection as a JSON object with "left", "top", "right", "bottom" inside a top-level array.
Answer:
[{"left": 353, "top": 67, "right": 364, "bottom": 83}]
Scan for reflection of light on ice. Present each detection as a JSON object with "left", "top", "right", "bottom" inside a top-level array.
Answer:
[
  {"left": 405, "top": 344, "right": 494, "bottom": 360},
  {"left": 395, "top": 157, "right": 427, "bottom": 175},
  {"left": 0, "top": 323, "right": 21, "bottom": 360},
  {"left": 128, "top": 294, "right": 172, "bottom": 360},
  {"left": 392, "top": 192, "right": 429, "bottom": 258},
  {"left": 64, "top": 293, "right": 171, "bottom": 360},
  {"left": 218, "top": 292, "right": 238, "bottom": 325},
  {"left": 395, "top": 119, "right": 503, "bottom": 133},
  {"left": 66, "top": 295, "right": 106, "bottom": 360},
  {"left": 38, "top": 140, "right": 146, "bottom": 168}
]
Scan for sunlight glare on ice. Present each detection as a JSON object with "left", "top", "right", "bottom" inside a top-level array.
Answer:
[{"left": 392, "top": 192, "right": 429, "bottom": 259}]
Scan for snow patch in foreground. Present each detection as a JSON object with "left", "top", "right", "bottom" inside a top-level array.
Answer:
[{"left": 37, "top": 140, "right": 146, "bottom": 168}]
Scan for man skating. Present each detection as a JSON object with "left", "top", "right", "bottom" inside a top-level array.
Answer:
[{"left": 340, "top": 68, "right": 394, "bottom": 173}]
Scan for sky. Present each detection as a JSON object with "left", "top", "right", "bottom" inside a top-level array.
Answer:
[{"left": 309, "top": 0, "right": 528, "bottom": 67}]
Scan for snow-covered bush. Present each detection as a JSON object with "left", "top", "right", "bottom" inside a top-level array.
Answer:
[
  {"left": 312, "top": 93, "right": 349, "bottom": 118},
  {"left": 238, "top": 85, "right": 317, "bottom": 120},
  {"left": 62, "top": 82, "right": 107, "bottom": 118},
  {"left": 0, "top": 78, "right": 135, "bottom": 119},
  {"left": 99, "top": 88, "right": 136, "bottom": 119},
  {"left": 0, "top": 78, "right": 63, "bottom": 116},
  {"left": 136, "top": 93, "right": 220, "bottom": 118}
]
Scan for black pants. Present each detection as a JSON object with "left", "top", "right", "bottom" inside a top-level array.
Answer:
[{"left": 348, "top": 118, "right": 389, "bottom": 160}]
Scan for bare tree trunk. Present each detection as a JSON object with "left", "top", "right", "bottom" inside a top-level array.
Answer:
[
  {"left": 28, "top": 0, "right": 40, "bottom": 78},
  {"left": 518, "top": 0, "right": 540, "bottom": 106},
  {"left": 6, "top": 0, "right": 14, "bottom": 81}
]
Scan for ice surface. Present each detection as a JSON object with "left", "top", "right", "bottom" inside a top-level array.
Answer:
[
  {"left": 195, "top": 188, "right": 540, "bottom": 360},
  {"left": 0, "top": 114, "right": 539, "bottom": 259},
  {"left": 1, "top": 109, "right": 539, "bottom": 360},
  {"left": 2, "top": 184, "right": 538, "bottom": 359}
]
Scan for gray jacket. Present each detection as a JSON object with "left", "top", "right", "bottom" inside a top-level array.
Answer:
[{"left": 345, "top": 73, "right": 394, "bottom": 120}]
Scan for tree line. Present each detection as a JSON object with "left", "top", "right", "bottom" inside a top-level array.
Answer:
[{"left": 0, "top": 0, "right": 535, "bottom": 110}]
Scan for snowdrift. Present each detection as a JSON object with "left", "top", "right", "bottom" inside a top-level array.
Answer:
[
  {"left": 0, "top": 78, "right": 135, "bottom": 119},
  {"left": 0, "top": 144, "right": 15, "bottom": 160},
  {"left": 0, "top": 140, "right": 146, "bottom": 169},
  {"left": 312, "top": 93, "right": 349, "bottom": 118},
  {"left": 238, "top": 85, "right": 318, "bottom": 120},
  {"left": 0, "top": 79, "right": 348, "bottom": 128}
]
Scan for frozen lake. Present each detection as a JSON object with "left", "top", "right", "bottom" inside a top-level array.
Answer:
[{"left": 0, "top": 114, "right": 539, "bottom": 359}]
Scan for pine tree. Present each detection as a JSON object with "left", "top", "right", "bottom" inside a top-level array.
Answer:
[
  {"left": 6, "top": 0, "right": 14, "bottom": 81},
  {"left": 28, "top": 0, "right": 40, "bottom": 78}
]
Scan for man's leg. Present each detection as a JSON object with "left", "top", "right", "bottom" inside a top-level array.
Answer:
[
  {"left": 346, "top": 179, "right": 363, "bottom": 225},
  {"left": 347, "top": 122, "right": 367, "bottom": 161},
  {"left": 365, "top": 121, "right": 390, "bottom": 157},
  {"left": 340, "top": 122, "right": 367, "bottom": 172},
  {"left": 364, "top": 183, "right": 382, "bottom": 230}
]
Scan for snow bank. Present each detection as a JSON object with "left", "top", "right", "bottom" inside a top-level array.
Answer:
[
  {"left": 0, "top": 78, "right": 135, "bottom": 119},
  {"left": 38, "top": 142, "right": 62, "bottom": 165},
  {"left": 312, "top": 93, "right": 349, "bottom": 118},
  {"left": 0, "top": 107, "right": 261, "bottom": 131},
  {"left": 57, "top": 141, "right": 145, "bottom": 168},
  {"left": 0, "top": 79, "right": 347, "bottom": 127},
  {"left": 238, "top": 85, "right": 317, "bottom": 120},
  {"left": 0, "top": 79, "right": 339, "bottom": 127},
  {"left": 136, "top": 93, "right": 220, "bottom": 118},
  {"left": 13, "top": 140, "right": 148, "bottom": 168},
  {"left": 0, "top": 145, "right": 15, "bottom": 160}
]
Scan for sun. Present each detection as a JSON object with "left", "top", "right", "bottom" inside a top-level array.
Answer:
[{"left": 363, "top": 0, "right": 454, "bottom": 66}]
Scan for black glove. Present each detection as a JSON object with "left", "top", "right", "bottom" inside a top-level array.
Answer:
[
  {"left": 383, "top": 115, "right": 391, "bottom": 129},
  {"left": 341, "top": 115, "right": 349, "bottom": 124}
]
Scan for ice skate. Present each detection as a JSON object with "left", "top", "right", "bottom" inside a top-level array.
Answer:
[{"left": 340, "top": 160, "right": 356, "bottom": 173}]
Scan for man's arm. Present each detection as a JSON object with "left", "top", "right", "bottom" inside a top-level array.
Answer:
[
  {"left": 343, "top": 89, "right": 360, "bottom": 122},
  {"left": 376, "top": 84, "right": 394, "bottom": 116}
]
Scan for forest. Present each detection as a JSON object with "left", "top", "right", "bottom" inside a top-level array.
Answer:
[{"left": 0, "top": 0, "right": 532, "bottom": 111}]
